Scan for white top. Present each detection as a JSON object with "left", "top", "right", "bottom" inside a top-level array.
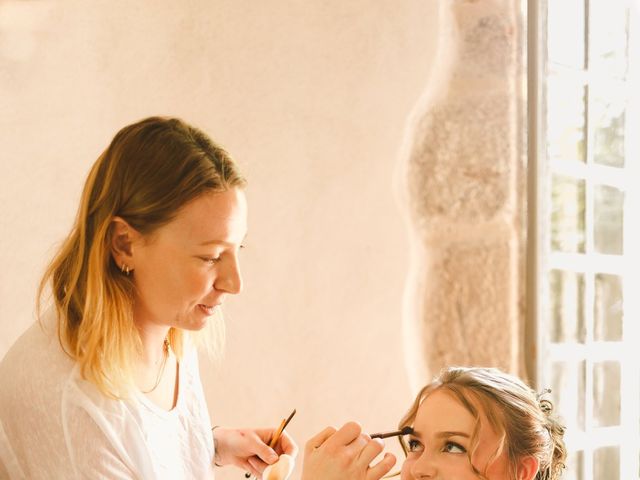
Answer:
[{"left": 0, "top": 311, "right": 216, "bottom": 479}]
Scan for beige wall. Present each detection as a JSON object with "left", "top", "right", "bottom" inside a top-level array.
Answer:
[{"left": 0, "top": 1, "right": 438, "bottom": 478}]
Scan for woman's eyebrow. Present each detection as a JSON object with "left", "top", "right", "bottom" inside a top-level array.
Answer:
[
  {"left": 198, "top": 240, "right": 233, "bottom": 246},
  {"left": 199, "top": 234, "right": 248, "bottom": 246},
  {"left": 435, "top": 431, "right": 470, "bottom": 439}
]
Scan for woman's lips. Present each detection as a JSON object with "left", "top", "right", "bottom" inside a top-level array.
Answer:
[{"left": 198, "top": 304, "right": 219, "bottom": 316}]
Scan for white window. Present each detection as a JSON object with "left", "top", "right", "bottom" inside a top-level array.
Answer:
[{"left": 530, "top": 1, "right": 640, "bottom": 479}]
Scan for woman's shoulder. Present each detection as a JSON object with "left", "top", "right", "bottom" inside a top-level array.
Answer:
[
  {"left": 0, "top": 309, "right": 74, "bottom": 403},
  {"left": 1, "top": 308, "right": 70, "bottom": 363},
  {"left": 0, "top": 309, "right": 77, "bottom": 476}
]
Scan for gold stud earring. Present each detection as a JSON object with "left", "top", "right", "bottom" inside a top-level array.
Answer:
[{"left": 121, "top": 263, "right": 131, "bottom": 276}]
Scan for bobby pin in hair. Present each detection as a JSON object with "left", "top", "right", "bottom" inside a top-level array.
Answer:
[{"left": 370, "top": 426, "right": 413, "bottom": 439}]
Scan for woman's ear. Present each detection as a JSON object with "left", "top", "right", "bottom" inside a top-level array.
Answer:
[
  {"left": 517, "top": 456, "right": 539, "bottom": 480},
  {"left": 110, "top": 217, "right": 138, "bottom": 272}
]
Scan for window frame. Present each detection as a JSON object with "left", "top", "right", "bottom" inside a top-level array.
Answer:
[{"left": 527, "top": 0, "right": 640, "bottom": 478}]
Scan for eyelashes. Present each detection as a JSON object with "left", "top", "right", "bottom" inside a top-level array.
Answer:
[
  {"left": 202, "top": 257, "right": 222, "bottom": 265},
  {"left": 200, "top": 246, "right": 245, "bottom": 265},
  {"left": 199, "top": 244, "right": 246, "bottom": 266},
  {"left": 407, "top": 439, "right": 423, "bottom": 453},
  {"left": 406, "top": 438, "right": 467, "bottom": 455},
  {"left": 443, "top": 441, "right": 466, "bottom": 454}
]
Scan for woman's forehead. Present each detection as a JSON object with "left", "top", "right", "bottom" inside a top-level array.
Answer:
[
  {"left": 156, "top": 189, "right": 248, "bottom": 244},
  {"left": 415, "top": 388, "right": 504, "bottom": 445},
  {"left": 414, "top": 389, "right": 477, "bottom": 434}
]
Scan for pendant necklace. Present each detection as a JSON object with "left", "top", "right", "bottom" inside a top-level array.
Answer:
[{"left": 141, "top": 337, "right": 170, "bottom": 394}]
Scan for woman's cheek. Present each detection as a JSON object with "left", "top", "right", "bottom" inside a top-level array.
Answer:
[{"left": 193, "top": 270, "right": 214, "bottom": 294}]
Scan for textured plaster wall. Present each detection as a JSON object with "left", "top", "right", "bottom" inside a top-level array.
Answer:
[
  {"left": 0, "top": 1, "right": 438, "bottom": 478},
  {"left": 395, "top": 0, "right": 526, "bottom": 390}
]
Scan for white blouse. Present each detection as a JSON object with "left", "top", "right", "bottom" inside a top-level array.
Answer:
[{"left": 0, "top": 311, "right": 216, "bottom": 479}]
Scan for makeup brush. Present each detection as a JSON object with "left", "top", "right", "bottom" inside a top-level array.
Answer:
[
  {"left": 245, "top": 409, "right": 297, "bottom": 479},
  {"left": 370, "top": 425, "right": 413, "bottom": 439}
]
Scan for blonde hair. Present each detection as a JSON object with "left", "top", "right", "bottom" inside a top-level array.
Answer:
[
  {"left": 38, "top": 116, "right": 246, "bottom": 398},
  {"left": 398, "top": 367, "right": 566, "bottom": 480}
]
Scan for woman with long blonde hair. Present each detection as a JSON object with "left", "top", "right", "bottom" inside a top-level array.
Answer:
[{"left": 0, "top": 117, "right": 296, "bottom": 479}]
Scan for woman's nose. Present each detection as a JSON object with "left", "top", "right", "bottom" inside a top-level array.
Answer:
[
  {"left": 411, "top": 452, "right": 437, "bottom": 478},
  {"left": 214, "top": 257, "right": 243, "bottom": 294}
]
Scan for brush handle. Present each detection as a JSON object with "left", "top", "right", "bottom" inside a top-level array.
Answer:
[
  {"left": 244, "top": 410, "right": 296, "bottom": 479},
  {"left": 370, "top": 426, "right": 413, "bottom": 439}
]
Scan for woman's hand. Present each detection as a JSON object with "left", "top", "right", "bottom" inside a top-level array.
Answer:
[
  {"left": 300, "top": 422, "right": 396, "bottom": 480},
  {"left": 213, "top": 427, "right": 298, "bottom": 478}
]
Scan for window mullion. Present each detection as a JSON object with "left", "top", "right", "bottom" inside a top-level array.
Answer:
[{"left": 621, "top": 4, "right": 640, "bottom": 479}]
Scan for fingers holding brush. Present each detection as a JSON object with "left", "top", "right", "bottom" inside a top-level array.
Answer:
[
  {"left": 250, "top": 430, "right": 282, "bottom": 464},
  {"left": 242, "top": 428, "right": 298, "bottom": 473},
  {"left": 213, "top": 427, "right": 278, "bottom": 472},
  {"left": 366, "top": 451, "right": 397, "bottom": 480},
  {"left": 356, "top": 435, "right": 396, "bottom": 480},
  {"left": 243, "top": 409, "right": 298, "bottom": 479},
  {"left": 300, "top": 422, "right": 390, "bottom": 480},
  {"left": 300, "top": 423, "right": 406, "bottom": 480},
  {"left": 271, "top": 430, "right": 298, "bottom": 458}
]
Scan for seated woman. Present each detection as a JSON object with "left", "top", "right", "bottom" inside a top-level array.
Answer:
[{"left": 301, "top": 366, "right": 566, "bottom": 480}]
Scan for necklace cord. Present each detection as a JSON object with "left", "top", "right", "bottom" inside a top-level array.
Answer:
[{"left": 140, "top": 338, "right": 170, "bottom": 394}]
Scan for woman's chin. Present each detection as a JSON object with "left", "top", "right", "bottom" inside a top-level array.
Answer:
[
  {"left": 183, "top": 316, "right": 209, "bottom": 331},
  {"left": 181, "top": 305, "right": 218, "bottom": 330}
]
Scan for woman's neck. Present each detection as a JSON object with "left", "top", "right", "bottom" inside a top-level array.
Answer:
[
  {"left": 131, "top": 300, "right": 172, "bottom": 364},
  {"left": 135, "top": 319, "right": 171, "bottom": 366}
]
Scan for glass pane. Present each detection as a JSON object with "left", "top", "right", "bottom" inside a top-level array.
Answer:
[
  {"left": 593, "top": 446, "right": 619, "bottom": 480},
  {"left": 563, "top": 450, "right": 584, "bottom": 480},
  {"left": 552, "top": 361, "right": 585, "bottom": 432},
  {"left": 594, "top": 185, "right": 624, "bottom": 255},
  {"left": 594, "top": 273, "right": 623, "bottom": 341},
  {"left": 547, "top": 76, "right": 587, "bottom": 163},
  {"left": 593, "top": 361, "right": 621, "bottom": 427},
  {"left": 550, "top": 269, "right": 585, "bottom": 343},
  {"left": 591, "top": 80, "right": 626, "bottom": 168},
  {"left": 551, "top": 175, "right": 586, "bottom": 253},
  {"left": 548, "top": 0, "right": 585, "bottom": 69},
  {"left": 588, "top": 0, "right": 629, "bottom": 78}
]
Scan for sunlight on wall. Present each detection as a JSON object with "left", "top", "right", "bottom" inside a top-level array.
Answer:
[{"left": 0, "top": 1, "right": 54, "bottom": 62}]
